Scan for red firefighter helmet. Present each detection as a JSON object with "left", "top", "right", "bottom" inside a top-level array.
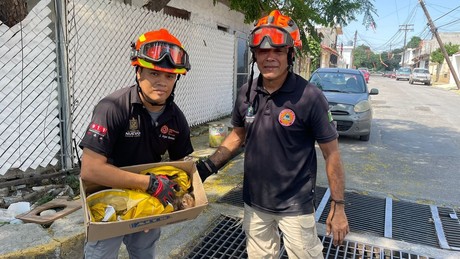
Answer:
[
  {"left": 249, "top": 10, "right": 302, "bottom": 50},
  {"left": 131, "top": 29, "right": 191, "bottom": 75}
]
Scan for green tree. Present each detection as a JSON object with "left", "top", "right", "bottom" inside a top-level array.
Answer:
[
  {"left": 307, "top": 36, "right": 321, "bottom": 72},
  {"left": 430, "top": 42, "right": 460, "bottom": 81},
  {"left": 379, "top": 50, "right": 400, "bottom": 71},
  {"left": 352, "top": 44, "right": 375, "bottom": 68},
  {"left": 219, "top": 0, "right": 377, "bottom": 57},
  {"left": 406, "top": 36, "right": 421, "bottom": 49}
]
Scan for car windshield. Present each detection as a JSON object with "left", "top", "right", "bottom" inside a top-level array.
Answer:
[
  {"left": 398, "top": 67, "right": 411, "bottom": 73},
  {"left": 310, "top": 72, "right": 366, "bottom": 93},
  {"left": 414, "top": 69, "right": 429, "bottom": 74}
]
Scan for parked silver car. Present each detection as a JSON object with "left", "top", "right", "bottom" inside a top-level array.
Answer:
[
  {"left": 309, "top": 68, "right": 379, "bottom": 141},
  {"left": 395, "top": 67, "right": 411, "bottom": 81},
  {"left": 409, "top": 68, "right": 432, "bottom": 85}
]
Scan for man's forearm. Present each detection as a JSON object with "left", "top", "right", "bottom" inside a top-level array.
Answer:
[
  {"left": 326, "top": 153, "right": 345, "bottom": 201},
  {"left": 208, "top": 128, "right": 245, "bottom": 170},
  {"left": 209, "top": 146, "right": 234, "bottom": 169}
]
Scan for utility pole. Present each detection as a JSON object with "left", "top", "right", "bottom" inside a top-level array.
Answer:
[
  {"left": 399, "top": 24, "right": 413, "bottom": 67},
  {"left": 349, "top": 30, "right": 357, "bottom": 69},
  {"left": 419, "top": 0, "right": 460, "bottom": 90}
]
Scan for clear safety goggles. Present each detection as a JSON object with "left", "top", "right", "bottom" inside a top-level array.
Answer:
[
  {"left": 133, "top": 41, "right": 190, "bottom": 69},
  {"left": 249, "top": 26, "right": 293, "bottom": 48}
]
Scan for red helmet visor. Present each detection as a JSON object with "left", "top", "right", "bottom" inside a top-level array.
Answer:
[
  {"left": 137, "top": 41, "right": 190, "bottom": 69},
  {"left": 249, "top": 26, "right": 293, "bottom": 48}
]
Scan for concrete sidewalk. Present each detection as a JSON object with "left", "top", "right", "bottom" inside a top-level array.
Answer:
[
  {"left": 1, "top": 116, "right": 459, "bottom": 258},
  {"left": 432, "top": 82, "right": 460, "bottom": 92}
]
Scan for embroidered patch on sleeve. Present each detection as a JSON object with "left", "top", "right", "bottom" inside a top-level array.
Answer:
[
  {"left": 328, "top": 111, "right": 333, "bottom": 122},
  {"left": 87, "top": 123, "right": 108, "bottom": 137}
]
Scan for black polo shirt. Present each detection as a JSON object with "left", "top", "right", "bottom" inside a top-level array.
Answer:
[
  {"left": 232, "top": 72, "right": 338, "bottom": 215},
  {"left": 79, "top": 85, "right": 193, "bottom": 167}
]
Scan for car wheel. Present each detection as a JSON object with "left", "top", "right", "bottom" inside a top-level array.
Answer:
[
  {"left": 359, "top": 133, "right": 370, "bottom": 141},
  {"left": 409, "top": 80, "right": 413, "bottom": 84}
]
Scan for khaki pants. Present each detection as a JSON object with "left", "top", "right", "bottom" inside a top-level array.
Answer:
[{"left": 243, "top": 204, "right": 323, "bottom": 259}]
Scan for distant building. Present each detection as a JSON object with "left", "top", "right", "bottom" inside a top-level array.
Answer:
[
  {"left": 428, "top": 32, "right": 460, "bottom": 51},
  {"left": 428, "top": 32, "right": 460, "bottom": 84},
  {"left": 411, "top": 40, "right": 431, "bottom": 69},
  {"left": 399, "top": 48, "right": 416, "bottom": 67},
  {"left": 317, "top": 26, "right": 342, "bottom": 68},
  {"left": 338, "top": 45, "right": 353, "bottom": 69}
]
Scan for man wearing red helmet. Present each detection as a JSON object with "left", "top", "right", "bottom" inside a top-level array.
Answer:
[
  {"left": 197, "top": 10, "right": 349, "bottom": 258},
  {"left": 79, "top": 29, "right": 193, "bottom": 258}
]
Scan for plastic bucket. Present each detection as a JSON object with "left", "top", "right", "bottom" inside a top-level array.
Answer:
[{"left": 209, "top": 124, "right": 228, "bottom": 147}]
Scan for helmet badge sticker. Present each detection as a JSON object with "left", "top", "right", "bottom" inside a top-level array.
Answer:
[{"left": 278, "top": 109, "right": 295, "bottom": 126}]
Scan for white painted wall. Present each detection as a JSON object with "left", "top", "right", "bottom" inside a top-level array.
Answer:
[
  {"left": 340, "top": 46, "right": 353, "bottom": 68},
  {"left": 400, "top": 48, "right": 415, "bottom": 67},
  {"left": 450, "top": 54, "right": 460, "bottom": 85}
]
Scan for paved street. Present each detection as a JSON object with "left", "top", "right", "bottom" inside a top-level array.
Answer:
[{"left": 315, "top": 76, "right": 460, "bottom": 209}]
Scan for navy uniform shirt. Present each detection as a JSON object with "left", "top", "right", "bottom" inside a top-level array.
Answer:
[
  {"left": 79, "top": 85, "right": 193, "bottom": 167},
  {"left": 232, "top": 72, "right": 338, "bottom": 215}
]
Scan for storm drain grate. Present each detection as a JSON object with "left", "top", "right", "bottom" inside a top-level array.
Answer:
[
  {"left": 318, "top": 192, "right": 386, "bottom": 237},
  {"left": 216, "top": 184, "right": 459, "bottom": 250},
  {"left": 314, "top": 186, "right": 328, "bottom": 207},
  {"left": 185, "top": 215, "right": 246, "bottom": 258},
  {"left": 437, "top": 207, "right": 460, "bottom": 250},
  {"left": 185, "top": 215, "right": 432, "bottom": 259},
  {"left": 392, "top": 200, "right": 438, "bottom": 247}
]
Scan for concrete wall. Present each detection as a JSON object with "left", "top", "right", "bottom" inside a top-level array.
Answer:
[
  {"left": 339, "top": 46, "right": 353, "bottom": 68},
  {"left": 450, "top": 53, "right": 460, "bottom": 84},
  {"left": 429, "top": 32, "right": 460, "bottom": 51},
  {"left": 127, "top": 0, "right": 252, "bottom": 35}
]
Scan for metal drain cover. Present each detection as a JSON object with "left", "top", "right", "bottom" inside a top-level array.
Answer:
[
  {"left": 217, "top": 185, "right": 460, "bottom": 251},
  {"left": 185, "top": 215, "right": 433, "bottom": 259}
]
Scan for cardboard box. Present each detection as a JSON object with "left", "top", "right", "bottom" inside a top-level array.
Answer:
[{"left": 80, "top": 160, "right": 208, "bottom": 242}]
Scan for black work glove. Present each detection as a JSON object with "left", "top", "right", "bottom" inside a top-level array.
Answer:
[
  {"left": 196, "top": 158, "right": 218, "bottom": 183},
  {"left": 146, "top": 174, "right": 178, "bottom": 207}
]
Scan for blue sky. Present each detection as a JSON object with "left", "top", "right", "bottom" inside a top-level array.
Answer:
[{"left": 340, "top": 0, "right": 460, "bottom": 53}]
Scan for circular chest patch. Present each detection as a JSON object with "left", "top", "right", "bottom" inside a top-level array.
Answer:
[{"left": 278, "top": 109, "right": 296, "bottom": 126}]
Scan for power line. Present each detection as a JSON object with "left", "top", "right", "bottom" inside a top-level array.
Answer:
[
  {"left": 432, "top": 5, "right": 460, "bottom": 22},
  {"left": 399, "top": 24, "right": 414, "bottom": 67},
  {"left": 438, "top": 17, "right": 460, "bottom": 28}
]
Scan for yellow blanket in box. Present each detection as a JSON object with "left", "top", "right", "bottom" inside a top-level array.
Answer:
[{"left": 87, "top": 165, "right": 192, "bottom": 222}]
